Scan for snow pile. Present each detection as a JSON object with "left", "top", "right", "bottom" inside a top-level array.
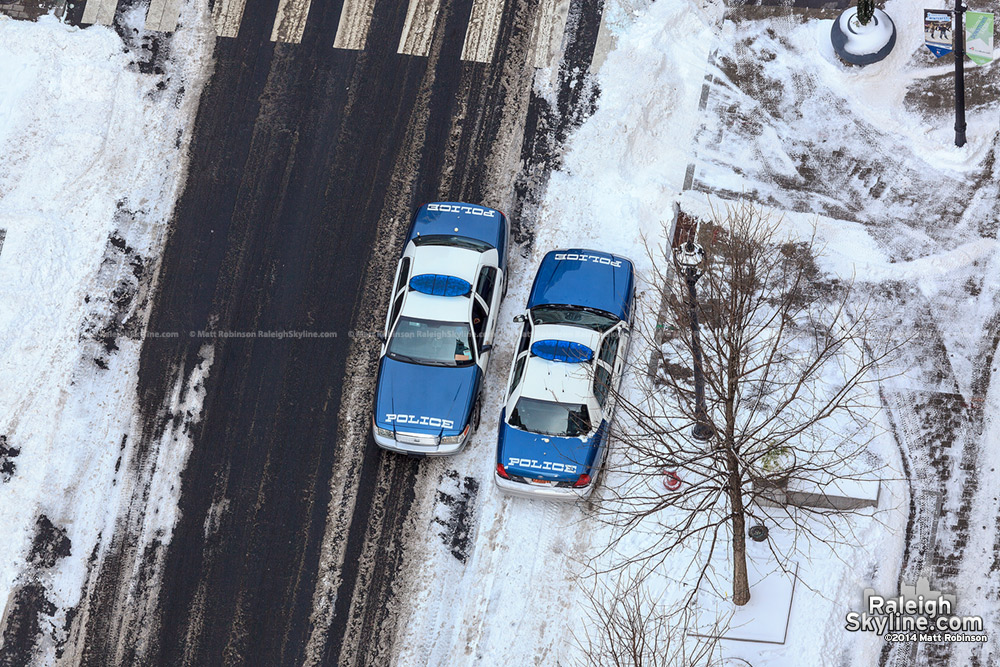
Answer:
[
  {"left": 839, "top": 9, "right": 895, "bottom": 56},
  {"left": 0, "top": 10, "right": 213, "bottom": 658}
]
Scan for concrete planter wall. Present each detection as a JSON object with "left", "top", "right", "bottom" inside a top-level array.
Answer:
[{"left": 831, "top": 7, "right": 897, "bottom": 66}]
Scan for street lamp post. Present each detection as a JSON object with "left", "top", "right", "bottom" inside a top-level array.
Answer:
[
  {"left": 954, "top": 0, "right": 967, "bottom": 147},
  {"left": 674, "top": 240, "right": 713, "bottom": 442}
]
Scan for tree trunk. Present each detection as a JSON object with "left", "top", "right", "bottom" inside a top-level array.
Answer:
[
  {"left": 731, "top": 509, "right": 750, "bottom": 606},
  {"left": 724, "top": 433, "right": 751, "bottom": 606}
]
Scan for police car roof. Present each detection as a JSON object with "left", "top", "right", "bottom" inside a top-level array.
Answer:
[
  {"left": 519, "top": 324, "right": 600, "bottom": 404},
  {"left": 410, "top": 244, "right": 481, "bottom": 284}
]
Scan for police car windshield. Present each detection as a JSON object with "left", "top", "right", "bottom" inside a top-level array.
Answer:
[
  {"left": 413, "top": 234, "right": 493, "bottom": 253},
  {"left": 531, "top": 305, "right": 617, "bottom": 332},
  {"left": 387, "top": 317, "right": 476, "bottom": 367},
  {"left": 508, "top": 397, "right": 591, "bottom": 437}
]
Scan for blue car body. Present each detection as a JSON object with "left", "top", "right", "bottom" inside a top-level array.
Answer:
[
  {"left": 496, "top": 410, "right": 608, "bottom": 483},
  {"left": 496, "top": 247, "right": 635, "bottom": 499},
  {"left": 373, "top": 202, "right": 509, "bottom": 456},
  {"left": 374, "top": 358, "right": 481, "bottom": 440},
  {"left": 408, "top": 202, "right": 508, "bottom": 270},
  {"left": 527, "top": 249, "right": 634, "bottom": 322}
]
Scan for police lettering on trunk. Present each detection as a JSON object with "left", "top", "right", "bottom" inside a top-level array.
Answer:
[{"left": 507, "top": 457, "right": 579, "bottom": 474}]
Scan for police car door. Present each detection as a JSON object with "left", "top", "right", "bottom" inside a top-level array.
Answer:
[
  {"left": 505, "top": 315, "right": 533, "bottom": 401},
  {"left": 474, "top": 265, "right": 499, "bottom": 358},
  {"left": 595, "top": 328, "right": 622, "bottom": 420},
  {"left": 382, "top": 256, "right": 412, "bottom": 347}
]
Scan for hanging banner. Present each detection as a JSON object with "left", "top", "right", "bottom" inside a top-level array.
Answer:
[
  {"left": 925, "top": 9, "right": 955, "bottom": 58},
  {"left": 965, "top": 11, "right": 994, "bottom": 65}
]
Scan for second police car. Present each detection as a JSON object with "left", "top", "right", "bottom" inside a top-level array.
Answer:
[
  {"left": 372, "top": 202, "right": 509, "bottom": 455},
  {"left": 494, "top": 249, "right": 635, "bottom": 500}
]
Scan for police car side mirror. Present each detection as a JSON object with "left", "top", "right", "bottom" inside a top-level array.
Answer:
[
  {"left": 480, "top": 343, "right": 493, "bottom": 353},
  {"left": 377, "top": 331, "right": 387, "bottom": 342},
  {"left": 513, "top": 314, "right": 526, "bottom": 323}
]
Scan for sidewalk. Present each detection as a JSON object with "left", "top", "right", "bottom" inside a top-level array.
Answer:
[{"left": 0, "top": 0, "right": 61, "bottom": 21}]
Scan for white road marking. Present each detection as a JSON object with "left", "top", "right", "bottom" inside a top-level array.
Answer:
[
  {"left": 144, "top": 0, "right": 183, "bottom": 33},
  {"left": 532, "top": 0, "right": 571, "bottom": 69},
  {"left": 460, "top": 0, "right": 504, "bottom": 63},
  {"left": 590, "top": 0, "right": 620, "bottom": 72},
  {"left": 397, "top": 0, "right": 443, "bottom": 57},
  {"left": 333, "top": 0, "right": 377, "bottom": 50},
  {"left": 270, "top": 0, "right": 313, "bottom": 44},
  {"left": 81, "top": 0, "right": 117, "bottom": 26},
  {"left": 212, "top": 0, "right": 249, "bottom": 38}
]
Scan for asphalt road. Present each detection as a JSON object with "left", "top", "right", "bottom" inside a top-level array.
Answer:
[{"left": 63, "top": 0, "right": 605, "bottom": 664}]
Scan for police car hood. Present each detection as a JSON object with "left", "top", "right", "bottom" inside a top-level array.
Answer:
[
  {"left": 497, "top": 414, "right": 607, "bottom": 483},
  {"left": 527, "top": 249, "right": 634, "bottom": 321},
  {"left": 375, "top": 357, "right": 479, "bottom": 437}
]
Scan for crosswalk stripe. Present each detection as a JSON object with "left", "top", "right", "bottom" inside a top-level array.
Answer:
[
  {"left": 532, "top": 0, "right": 570, "bottom": 68},
  {"left": 397, "top": 0, "right": 442, "bottom": 57},
  {"left": 270, "top": 0, "right": 313, "bottom": 43},
  {"left": 81, "top": 0, "right": 116, "bottom": 25},
  {"left": 460, "top": 0, "right": 503, "bottom": 63},
  {"left": 145, "top": 0, "right": 182, "bottom": 32},
  {"left": 80, "top": 0, "right": 589, "bottom": 67},
  {"left": 212, "top": 0, "right": 249, "bottom": 38},
  {"left": 333, "top": 0, "right": 377, "bottom": 50}
]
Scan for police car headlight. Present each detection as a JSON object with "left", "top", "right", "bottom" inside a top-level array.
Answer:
[
  {"left": 440, "top": 424, "right": 471, "bottom": 445},
  {"left": 372, "top": 418, "right": 393, "bottom": 439}
]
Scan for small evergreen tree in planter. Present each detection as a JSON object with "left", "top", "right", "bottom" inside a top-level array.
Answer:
[
  {"left": 856, "top": 0, "right": 875, "bottom": 25},
  {"left": 830, "top": 0, "right": 897, "bottom": 66}
]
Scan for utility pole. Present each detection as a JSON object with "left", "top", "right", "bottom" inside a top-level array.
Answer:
[
  {"left": 955, "top": 0, "right": 967, "bottom": 147},
  {"left": 674, "top": 241, "right": 713, "bottom": 442}
]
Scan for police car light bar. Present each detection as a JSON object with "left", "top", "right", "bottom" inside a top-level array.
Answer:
[
  {"left": 409, "top": 274, "right": 472, "bottom": 297},
  {"left": 530, "top": 340, "right": 594, "bottom": 363}
]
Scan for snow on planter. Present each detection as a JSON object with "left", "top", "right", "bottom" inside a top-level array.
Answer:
[{"left": 831, "top": 7, "right": 897, "bottom": 65}]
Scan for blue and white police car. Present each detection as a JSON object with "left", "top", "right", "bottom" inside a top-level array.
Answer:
[
  {"left": 372, "top": 202, "right": 509, "bottom": 455},
  {"left": 494, "top": 249, "right": 635, "bottom": 500}
]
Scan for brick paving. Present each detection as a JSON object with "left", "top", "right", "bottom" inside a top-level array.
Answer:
[{"left": 0, "top": 0, "right": 61, "bottom": 21}]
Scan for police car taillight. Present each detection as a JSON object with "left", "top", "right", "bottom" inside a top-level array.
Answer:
[
  {"left": 572, "top": 473, "right": 591, "bottom": 488},
  {"left": 496, "top": 463, "right": 510, "bottom": 479}
]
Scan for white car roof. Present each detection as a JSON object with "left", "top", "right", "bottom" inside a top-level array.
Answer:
[
  {"left": 519, "top": 324, "right": 602, "bottom": 405},
  {"left": 409, "top": 243, "right": 483, "bottom": 284},
  {"left": 401, "top": 291, "right": 470, "bottom": 323},
  {"left": 398, "top": 243, "right": 485, "bottom": 323}
]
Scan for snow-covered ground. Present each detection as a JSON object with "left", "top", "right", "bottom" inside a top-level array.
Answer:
[
  {"left": 390, "top": 0, "right": 999, "bottom": 664},
  {"left": 2, "top": 0, "right": 997, "bottom": 661},
  {"left": 0, "top": 8, "right": 213, "bottom": 660}
]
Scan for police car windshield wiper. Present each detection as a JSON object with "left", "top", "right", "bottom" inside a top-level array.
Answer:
[{"left": 387, "top": 351, "right": 422, "bottom": 364}]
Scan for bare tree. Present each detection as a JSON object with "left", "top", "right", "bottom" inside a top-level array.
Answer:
[
  {"left": 575, "top": 568, "right": 725, "bottom": 667},
  {"left": 596, "top": 199, "right": 900, "bottom": 608}
]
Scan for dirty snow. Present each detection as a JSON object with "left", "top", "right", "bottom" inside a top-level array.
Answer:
[{"left": 0, "top": 8, "right": 214, "bottom": 659}]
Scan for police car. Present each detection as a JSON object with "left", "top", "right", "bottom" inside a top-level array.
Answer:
[
  {"left": 372, "top": 202, "right": 509, "bottom": 455},
  {"left": 494, "top": 249, "right": 635, "bottom": 500}
]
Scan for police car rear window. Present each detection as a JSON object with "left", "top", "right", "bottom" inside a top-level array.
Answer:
[
  {"left": 508, "top": 397, "right": 591, "bottom": 438},
  {"left": 531, "top": 305, "right": 617, "bottom": 332},
  {"left": 413, "top": 234, "right": 494, "bottom": 253}
]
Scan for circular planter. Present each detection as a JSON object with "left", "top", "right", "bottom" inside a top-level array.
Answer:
[{"left": 831, "top": 7, "right": 897, "bottom": 66}]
